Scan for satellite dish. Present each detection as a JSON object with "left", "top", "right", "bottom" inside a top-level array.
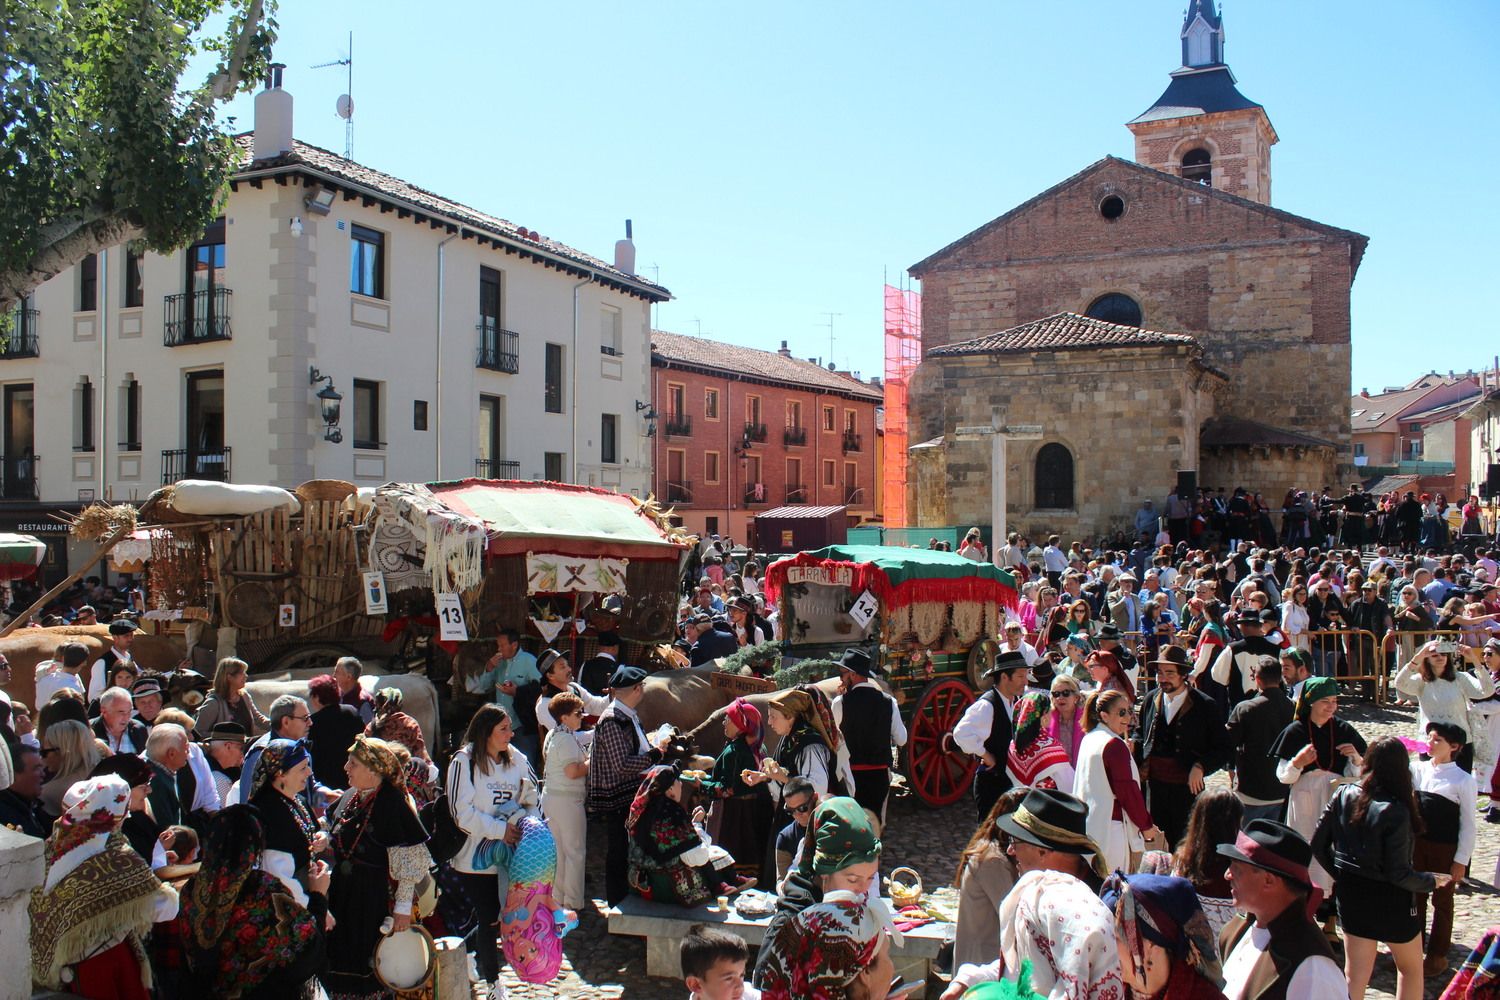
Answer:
[{"left": 336, "top": 94, "right": 354, "bottom": 119}]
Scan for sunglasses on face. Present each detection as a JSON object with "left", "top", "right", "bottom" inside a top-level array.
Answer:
[
  {"left": 788, "top": 800, "right": 815, "bottom": 816},
  {"left": 1052, "top": 691, "right": 1077, "bottom": 700}
]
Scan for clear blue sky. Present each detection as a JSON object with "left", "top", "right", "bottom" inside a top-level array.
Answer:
[{"left": 214, "top": 0, "right": 1500, "bottom": 391}]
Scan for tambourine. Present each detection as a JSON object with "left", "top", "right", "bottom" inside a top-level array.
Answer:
[{"left": 374, "top": 924, "right": 438, "bottom": 1000}]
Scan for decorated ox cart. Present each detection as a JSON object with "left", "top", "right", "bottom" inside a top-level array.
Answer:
[{"left": 762, "top": 544, "right": 1018, "bottom": 808}]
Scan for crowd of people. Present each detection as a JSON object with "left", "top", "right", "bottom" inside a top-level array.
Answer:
[{"left": 4, "top": 508, "right": 1500, "bottom": 1000}]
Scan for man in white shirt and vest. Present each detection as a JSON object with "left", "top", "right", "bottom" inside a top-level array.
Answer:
[
  {"left": 952, "top": 649, "right": 1029, "bottom": 821},
  {"left": 830, "top": 647, "right": 906, "bottom": 822}
]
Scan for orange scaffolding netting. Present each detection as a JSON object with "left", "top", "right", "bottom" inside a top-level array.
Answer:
[{"left": 882, "top": 284, "right": 921, "bottom": 526}]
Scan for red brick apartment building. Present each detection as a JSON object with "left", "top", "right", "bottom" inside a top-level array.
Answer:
[{"left": 650, "top": 331, "right": 882, "bottom": 544}]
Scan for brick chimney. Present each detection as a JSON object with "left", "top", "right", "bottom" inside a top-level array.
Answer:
[{"left": 777, "top": 341, "right": 792, "bottom": 358}]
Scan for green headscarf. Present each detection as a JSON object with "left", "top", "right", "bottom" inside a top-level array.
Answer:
[
  {"left": 1295, "top": 675, "right": 1338, "bottom": 721},
  {"left": 811, "top": 796, "right": 881, "bottom": 875}
]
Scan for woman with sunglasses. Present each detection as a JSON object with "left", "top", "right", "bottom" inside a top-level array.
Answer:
[
  {"left": 1045, "top": 676, "right": 1086, "bottom": 766},
  {"left": 1075, "top": 689, "right": 1159, "bottom": 873}
]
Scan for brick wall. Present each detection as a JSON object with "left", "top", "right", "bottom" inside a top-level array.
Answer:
[
  {"left": 912, "top": 157, "right": 1360, "bottom": 454},
  {"left": 650, "top": 364, "right": 879, "bottom": 543},
  {"left": 1129, "top": 109, "right": 1276, "bottom": 204}
]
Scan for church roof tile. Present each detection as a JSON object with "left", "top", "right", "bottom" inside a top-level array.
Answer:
[
  {"left": 650, "top": 330, "right": 883, "bottom": 400},
  {"left": 926, "top": 312, "right": 1199, "bottom": 358}
]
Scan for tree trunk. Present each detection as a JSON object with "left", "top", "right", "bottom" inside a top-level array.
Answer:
[{"left": 0, "top": 213, "right": 142, "bottom": 312}]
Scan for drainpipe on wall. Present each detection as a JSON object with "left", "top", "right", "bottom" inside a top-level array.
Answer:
[
  {"left": 435, "top": 231, "right": 460, "bottom": 481},
  {"left": 98, "top": 251, "right": 109, "bottom": 503},
  {"left": 570, "top": 272, "right": 595, "bottom": 483}
]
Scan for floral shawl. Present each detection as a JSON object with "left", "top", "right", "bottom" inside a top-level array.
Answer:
[{"left": 759, "top": 890, "right": 883, "bottom": 1000}]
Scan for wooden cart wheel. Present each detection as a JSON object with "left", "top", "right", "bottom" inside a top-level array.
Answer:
[
  {"left": 905, "top": 678, "right": 977, "bottom": 808},
  {"left": 966, "top": 638, "right": 999, "bottom": 691},
  {"left": 226, "top": 581, "right": 277, "bottom": 629}
]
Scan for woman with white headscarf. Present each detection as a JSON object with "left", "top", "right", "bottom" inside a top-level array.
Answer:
[{"left": 29, "top": 774, "right": 179, "bottom": 999}]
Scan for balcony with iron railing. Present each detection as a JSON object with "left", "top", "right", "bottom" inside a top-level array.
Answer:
[
  {"left": 666, "top": 480, "right": 693, "bottom": 504},
  {"left": 783, "top": 425, "right": 807, "bottom": 447},
  {"left": 0, "top": 455, "right": 39, "bottom": 500},
  {"left": 845, "top": 486, "right": 866, "bottom": 506},
  {"left": 664, "top": 413, "right": 692, "bottom": 437},
  {"left": 1, "top": 307, "right": 39, "bottom": 359},
  {"left": 743, "top": 484, "right": 768, "bottom": 505},
  {"left": 476, "top": 322, "right": 520, "bottom": 373},
  {"left": 785, "top": 483, "right": 807, "bottom": 504},
  {"left": 841, "top": 430, "right": 862, "bottom": 453},
  {"left": 744, "top": 422, "right": 768, "bottom": 444},
  {"left": 162, "top": 447, "right": 230, "bottom": 484},
  {"left": 476, "top": 458, "right": 521, "bottom": 479},
  {"left": 164, "top": 288, "right": 233, "bottom": 345}
]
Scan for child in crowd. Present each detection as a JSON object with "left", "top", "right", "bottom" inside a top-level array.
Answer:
[
  {"left": 541, "top": 691, "right": 589, "bottom": 909},
  {"left": 161, "top": 824, "right": 200, "bottom": 867},
  {"left": 681, "top": 923, "right": 760, "bottom": 1000}
]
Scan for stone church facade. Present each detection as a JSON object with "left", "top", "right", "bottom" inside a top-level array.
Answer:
[{"left": 907, "top": 0, "right": 1368, "bottom": 540}]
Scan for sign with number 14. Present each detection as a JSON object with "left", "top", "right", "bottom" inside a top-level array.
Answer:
[{"left": 436, "top": 593, "right": 469, "bottom": 641}]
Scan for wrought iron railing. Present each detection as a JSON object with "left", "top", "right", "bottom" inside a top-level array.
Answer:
[
  {"left": 785, "top": 483, "right": 807, "bottom": 504},
  {"left": 744, "top": 422, "right": 768, "bottom": 443},
  {"left": 162, "top": 447, "right": 230, "bottom": 484},
  {"left": 476, "top": 323, "right": 520, "bottom": 373},
  {"left": 667, "top": 480, "right": 692, "bottom": 503},
  {"left": 783, "top": 426, "right": 807, "bottom": 446},
  {"left": 743, "top": 484, "right": 768, "bottom": 505},
  {"left": 841, "top": 430, "right": 862, "bottom": 453},
  {"left": 476, "top": 458, "right": 520, "bottom": 479},
  {"left": 164, "top": 288, "right": 233, "bottom": 345},
  {"left": 0, "top": 454, "right": 39, "bottom": 499},
  {"left": 664, "top": 414, "right": 692, "bottom": 436},
  {"left": 1, "top": 307, "right": 39, "bottom": 358}
]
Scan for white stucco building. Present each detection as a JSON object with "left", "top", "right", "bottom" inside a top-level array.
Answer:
[{"left": 1, "top": 69, "right": 668, "bottom": 581}]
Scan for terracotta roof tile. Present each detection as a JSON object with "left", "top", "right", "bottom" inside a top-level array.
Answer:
[
  {"left": 233, "top": 135, "right": 669, "bottom": 300},
  {"left": 927, "top": 312, "right": 1200, "bottom": 357},
  {"left": 651, "top": 330, "right": 882, "bottom": 400}
]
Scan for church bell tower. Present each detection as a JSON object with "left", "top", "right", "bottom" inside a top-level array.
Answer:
[{"left": 1126, "top": 0, "right": 1278, "bottom": 204}]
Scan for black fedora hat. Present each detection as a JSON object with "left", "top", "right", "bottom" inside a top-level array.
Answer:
[
  {"left": 983, "top": 649, "right": 1029, "bottom": 680},
  {"left": 1215, "top": 819, "right": 1315, "bottom": 889},
  {"left": 837, "top": 647, "right": 877, "bottom": 678},
  {"left": 1236, "top": 609, "right": 1262, "bottom": 624},
  {"left": 1151, "top": 644, "right": 1192, "bottom": 671},
  {"left": 995, "top": 788, "right": 1103, "bottom": 868},
  {"left": 205, "top": 721, "right": 247, "bottom": 744},
  {"left": 1096, "top": 623, "right": 1122, "bottom": 639}
]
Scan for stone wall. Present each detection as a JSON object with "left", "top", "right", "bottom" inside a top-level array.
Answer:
[
  {"left": 1129, "top": 108, "right": 1276, "bottom": 205},
  {"left": 0, "top": 827, "right": 43, "bottom": 1000},
  {"left": 1200, "top": 445, "right": 1338, "bottom": 506},
  {"left": 911, "top": 344, "right": 1220, "bottom": 540},
  {"left": 911, "top": 157, "right": 1360, "bottom": 455}
]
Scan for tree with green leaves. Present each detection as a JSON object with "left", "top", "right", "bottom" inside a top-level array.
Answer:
[{"left": 0, "top": 0, "right": 277, "bottom": 312}]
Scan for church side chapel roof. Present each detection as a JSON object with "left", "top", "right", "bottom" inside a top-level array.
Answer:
[
  {"left": 926, "top": 312, "right": 1200, "bottom": 358},
  {"left": 1200, "top": 416, "right": 1336, "bottom": 450}
]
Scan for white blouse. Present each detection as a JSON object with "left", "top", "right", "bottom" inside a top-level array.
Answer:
[{"left": 1411, "top": 759, "right": 1478, "bottom": 866}]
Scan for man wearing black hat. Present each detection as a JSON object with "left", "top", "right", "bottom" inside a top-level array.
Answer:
[
  {"left": 586, "top": 663, "right": 672, "bottom": 905},
  {"left": 830, "top": 648, "right": 906, "bottom": 820},
  {"left": 87, "top": 618, "right": 137, "bottom": 703},
  {"left": 1095, "top": 622, "right": 1139, "bottom": 685},
  {"left": 1216, "top": 820, "right": 1344, "bottom": 1000},
  {"left": 1210, "top": 609, "right": 1282, "bottom": 711},
  {"left": 202, "top": 721, "right": 248, "bottom": 804},
  {"left": 1135, "top": 645, "right": 1226, "bottom": 847},
  {"left": 952, "top": 650, "right": 1030, "bottom": 821},
  {"left": 578, "top": 630, "right": 623, "bottom": 697},
  {"left": 942, "top": 788, "right": 1119, "bottom": 1000},
  {"left": 131, "top": 674, "right": 165, "bottom": 728}
]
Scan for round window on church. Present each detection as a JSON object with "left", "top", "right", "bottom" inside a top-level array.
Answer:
[
  {"left": 1085, "top": 292, "right": 1143, "bottom": 328},
  {"left": 1098, "top": 194, "right": 1126, "bottom": 220}
]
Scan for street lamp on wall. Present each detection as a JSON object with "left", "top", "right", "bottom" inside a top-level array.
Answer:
[
  {"left": 309, "top": 366, "right": 343, "bottom": 443},
  {"left": 635, "top": 399, "right": 658, "bottom": 437}
]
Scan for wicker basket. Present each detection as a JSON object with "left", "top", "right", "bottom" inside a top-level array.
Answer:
[
  {"left": 296, "top": 479, "right": 357, "bottom": 504},
  {"left": 885, "top": 866, "right": 923, "bottom": 908}
]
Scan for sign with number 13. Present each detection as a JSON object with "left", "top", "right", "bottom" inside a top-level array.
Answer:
[{"left": 436, "top": 592, "right": 469, "bottom": 642}]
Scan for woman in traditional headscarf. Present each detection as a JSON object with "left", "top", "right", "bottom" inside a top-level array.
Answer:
[
  {"left": 745, "top": 685, "right": 850, "bottom": 874},
  {"left": 1006, "top": 691, "right": 1076, "bottom": 793},
  {"left": 625, "top": 764, "right": 744, "bottom": 906},
  {"left": 248, "top": 738, "right": 328, "bottom": 906},
  {"left": 181, "top": 805, "right": 329, "bottom": 1000},
  {"left": 1270, "top": 675, "right": 1366, "bottom": 898},
  {"left": 1102, "top": 873, "right": 1227, "bottom": 1000},
  {"left": 1059, "top": 633, "right": 1094, "bottom": 685},
  {"left": 755, "top": 797, "right": 897, "bottom": 997},
  {"left": 696, "top": 697, "right": 774, "bottom": 878},
  {"left": 365, "top": 687, "right": 440, "bottom": 806},
  {"left": 1086, "top": 650, "right": 1136, "bottom": 704},
  {"left": 29, "top": 774, "right": 180, "bottom": 1000},
  {"left": 323, "top": 735, "right": 431, "bottom": 1000}
]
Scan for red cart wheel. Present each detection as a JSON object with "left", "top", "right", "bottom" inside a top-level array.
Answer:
[{"left": 905, "top": 678, "right": 977, "bottom": 808}]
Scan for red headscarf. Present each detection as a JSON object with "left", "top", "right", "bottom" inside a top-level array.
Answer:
[{"left": 725, "top": 698, "right": 764, "bottom": 761}]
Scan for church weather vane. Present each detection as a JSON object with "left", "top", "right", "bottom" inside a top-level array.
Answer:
[{"left": 312, "top": 31, "right": 355, "bottom": 159}]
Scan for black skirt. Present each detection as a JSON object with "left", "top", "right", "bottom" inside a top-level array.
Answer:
[{"left": 1334, "top": 869, "right": 1422, "bottom": 942}]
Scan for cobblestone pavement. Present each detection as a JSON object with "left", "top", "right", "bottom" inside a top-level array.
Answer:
[{"left": 481, "top": 701, "right": 1499, "bottom": 999}]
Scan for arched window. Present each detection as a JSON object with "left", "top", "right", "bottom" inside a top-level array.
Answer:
[
  {"left": 1085, "top": 293, "right": 1142, "bottom": 328},
  {"left": 1181, "top": 147, "right": 1212, "bottom": 186},
  {"left": 1035, "top": 443, "right": 1074, "bottom": 510}
]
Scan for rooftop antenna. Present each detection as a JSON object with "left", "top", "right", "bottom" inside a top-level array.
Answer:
[
  {"left": 312, "top": 31, "right": 354, "bottom": 158},
  {"left": 819, "top": 312, "right": 843, "bottom": 368}
]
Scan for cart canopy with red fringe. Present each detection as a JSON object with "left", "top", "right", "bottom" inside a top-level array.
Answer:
[{"left": 763, "top": 544, "right": 1018, "bottom": 610}]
